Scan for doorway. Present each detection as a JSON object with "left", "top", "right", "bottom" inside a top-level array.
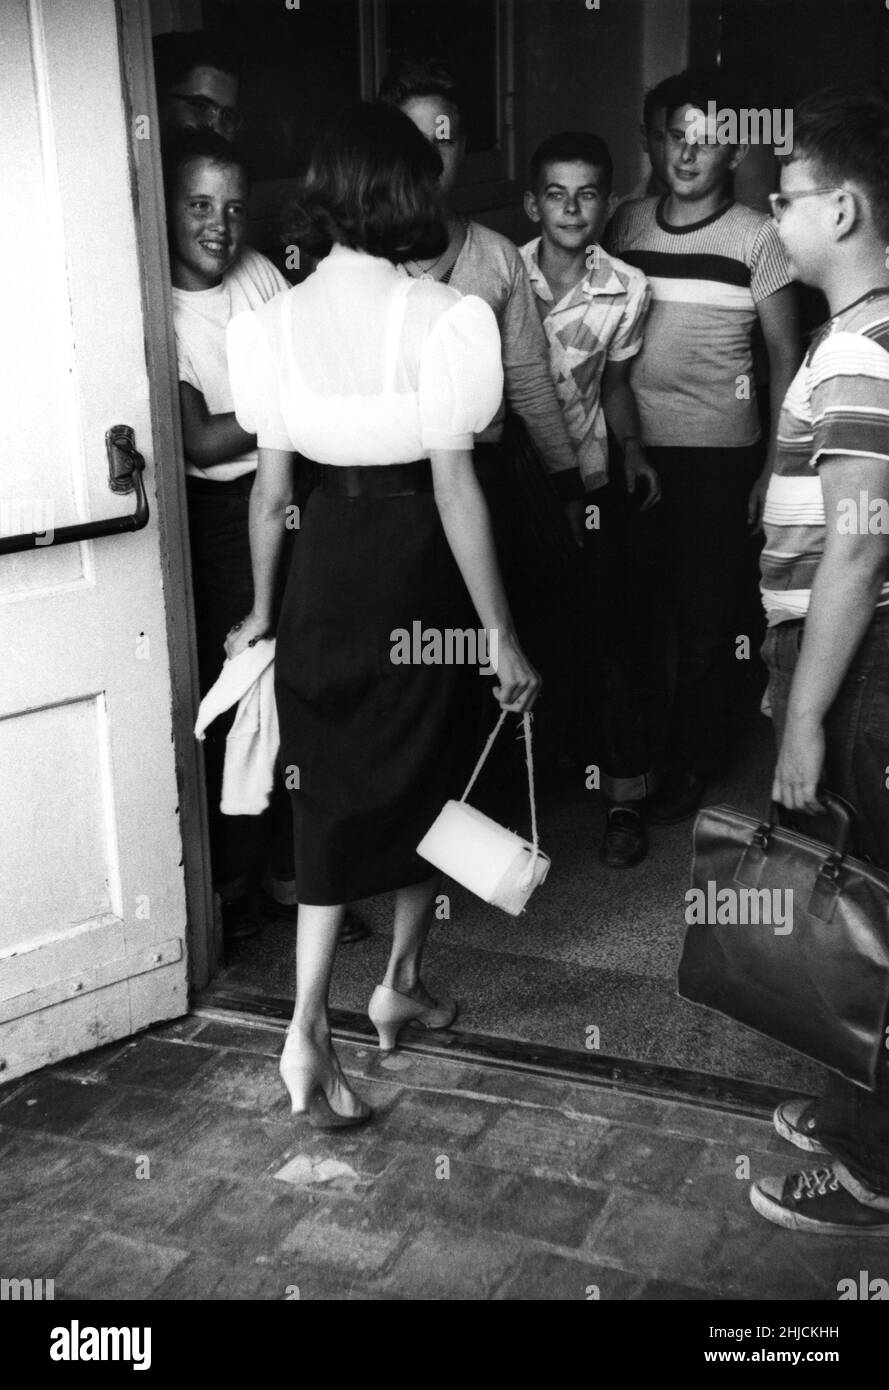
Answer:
[{"left": 151, "top": 0, "right": 884, "bottom": 1104}]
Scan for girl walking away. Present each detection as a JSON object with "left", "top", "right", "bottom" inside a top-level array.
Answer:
[
  {"left": 380, "top": 61, "right": 583, "bottom": 779},
  {"left": 225, "top": 104, "right": 540, "bottom": 1129}
]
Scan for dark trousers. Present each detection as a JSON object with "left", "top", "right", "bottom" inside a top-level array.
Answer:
[
  {"left": 646, "top": 444, "right": 763, "bottom": 777},
  {"left": 574, "top": 478, "right": 655, "bottom": 802},
  {"left": 470, "top": 440, "right": 580, "bottom": 803},
  {"left": 763, "top": 609, "right": 889, "bottom": 1196},
  {"left": 187, "top": 474, "right": 295, "bottom": 902}
]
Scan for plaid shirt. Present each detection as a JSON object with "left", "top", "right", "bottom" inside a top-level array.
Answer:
[{"left": 519, "top": 238, "right": 650, "bottom": 489}]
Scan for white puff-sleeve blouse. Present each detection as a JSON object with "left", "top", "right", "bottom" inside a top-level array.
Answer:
[{"left": 226, "top": 244, "right": 504, "bottom": 465}]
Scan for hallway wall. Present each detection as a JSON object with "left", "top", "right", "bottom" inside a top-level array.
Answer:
[
  {"left": 151, "top": 0, "right": 691, "bottom": 247},
  {"left": 487, "top": 0, "right": 690, "bottom": 243}
]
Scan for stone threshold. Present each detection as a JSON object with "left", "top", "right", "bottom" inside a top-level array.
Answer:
[{"left": 194, "top": 988, "right": 809, "bottom": 1120}]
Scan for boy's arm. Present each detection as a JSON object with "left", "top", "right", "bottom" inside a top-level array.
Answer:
[
  {"left": 601, "top": 359, "right": 661, "bottom": 510},
  {"left": 501, "top": 255, "right": 585, "bottom": 543},
  {"left": 773, "top": 453, "right": 889, "bottom": 810},
  {"left": 749, "top": 285, "right": 802, "bottom": 529},
  {"left": 501, "top": 255, "right": 581, "bottom": 486},
  {"left": 179, "top": 381, "right": 257, "bottom": 468}
]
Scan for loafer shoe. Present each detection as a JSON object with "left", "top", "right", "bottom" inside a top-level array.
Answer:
[{"left": 600, "top": 805, "right": 647, "bottom": 868}]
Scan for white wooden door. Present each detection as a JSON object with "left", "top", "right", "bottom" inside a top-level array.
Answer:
[{"left": 0, "top": 0, "right": 189, "bottom": 1080}]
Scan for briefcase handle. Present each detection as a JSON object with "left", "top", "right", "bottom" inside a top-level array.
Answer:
[
  {"left": 752, "top": 792, "right": 855, "bottom": 881},
  {"left": 738, "top": 792, "right": 857, "bottom": 920}
]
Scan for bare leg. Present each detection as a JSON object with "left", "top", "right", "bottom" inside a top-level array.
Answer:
[
  {"left": 367, "top": 874, "right": 456, "bottom": 1049},
  {"left": 281, "top": 902, "right": 367, "bottom": 1119},
  {"left": 291, "top": 903, "right": 343, "bottom": 1044},
  {"left": 382, "top": 873, "right": 442, "bottom": 1002}
]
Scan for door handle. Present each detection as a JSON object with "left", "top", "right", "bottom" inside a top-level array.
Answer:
[{"left": 0, "top": 425, "right": 149, "bottom": 556}]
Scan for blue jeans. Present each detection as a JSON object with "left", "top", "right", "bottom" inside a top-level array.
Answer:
[{"left": 762, "top": 608, "right": 889, "bottom": 1195}]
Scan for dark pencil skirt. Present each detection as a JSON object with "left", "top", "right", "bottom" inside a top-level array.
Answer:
[{"left": 275, "top": 472, "right": 479, "bottom": 905}]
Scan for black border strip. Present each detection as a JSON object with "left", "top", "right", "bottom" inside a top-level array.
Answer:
[{"left": 194, "top": 988, "right": 803, "bottom": 1119}]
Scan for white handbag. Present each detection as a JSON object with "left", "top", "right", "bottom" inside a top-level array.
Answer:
[{"left": 417, "top": 710, "right": 550, "bottom": 916}]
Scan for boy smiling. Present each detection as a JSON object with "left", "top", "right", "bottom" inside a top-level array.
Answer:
[
  {"left": 165, "top": 130, "right": 301, "bottom": 946},
  {"left": 521, "top": 133, "right": 658, "bottom": 866},
  {"left": 607, "top": 68, "right": 801, "bottom": 823},
  {"left": 522, "top": 133, "right": 656, "bottom": 498}
]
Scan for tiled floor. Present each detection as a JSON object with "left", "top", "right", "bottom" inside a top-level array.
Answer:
[
  {"left": 0, "top": 1015, "right": 883, "bottom": 1301},
  {"left": 219, "top": 711, "right": 827, "bottom": 1095}
]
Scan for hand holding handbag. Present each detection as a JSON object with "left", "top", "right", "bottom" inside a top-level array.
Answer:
[
  {"left": 677, "top": 792, "right": 889, "bottom": 1089},
  {"left": 417, "top": 710, "right": 551, "bottom": 916}
]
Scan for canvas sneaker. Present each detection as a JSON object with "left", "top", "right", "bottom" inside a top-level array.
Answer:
[
  {"left": 773, "top": 1097, "right": 829, "bottom": 1155},
  {"left": 750, "top": 1164, "right": 889, "bottom": 1235}
]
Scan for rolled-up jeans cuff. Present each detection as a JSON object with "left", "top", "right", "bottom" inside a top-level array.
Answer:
[
  {"left": 601, "top": 770, "right": 657, "bottom": 803},
  {"left": 833, "top": 1159, "right": 889, "bottom": 1210}
]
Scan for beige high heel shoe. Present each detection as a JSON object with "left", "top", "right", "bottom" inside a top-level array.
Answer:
[
  {"left": 367, "top": 983, "right": 458, "bottom": 1052},
  {"left": 279, "top": 1034, "right": 372, "bottom": 1130}
]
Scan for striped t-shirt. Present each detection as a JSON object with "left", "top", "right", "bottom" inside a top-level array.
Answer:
[
  {"left": 760, "top": 290, "right": 889, "bottom": 626},
  {"left": 606, "top": 197, "right": 792, "bottom": 447}
]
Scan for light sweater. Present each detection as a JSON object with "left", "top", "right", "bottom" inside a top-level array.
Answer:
[{"left": 194, "top": 639, "right": 278, "bottom": 816}]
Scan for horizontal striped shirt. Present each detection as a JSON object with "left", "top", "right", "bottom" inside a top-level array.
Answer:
[
  {"left": 760, "top": 290, "right": 889, "bottom": 625},
  {"left": 606, "top": 197, "right": 792, "bottom": 447}
]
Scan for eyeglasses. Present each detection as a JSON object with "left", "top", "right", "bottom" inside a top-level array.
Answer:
[
  {"left": 768, "top": 188, "right": 843, "bottom": 221},
  {"left": 170, "top": 92, "right": 243, "bottom": 136}
]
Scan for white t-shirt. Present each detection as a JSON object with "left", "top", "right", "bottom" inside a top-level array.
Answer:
[
  {"left": 173, "top": 246, "right": 289, "bottom": 482},
  {"left": 226, "top": 244, "right": 503, "bottom": 463}
]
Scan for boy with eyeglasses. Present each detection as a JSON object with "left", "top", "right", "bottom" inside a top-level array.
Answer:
[
  {"left": 751, "top": 82, "right": 889, "bottom": 1237},
  {"left": 606, "top": 67, "right": 800, "bottom": 824},
  {"left": 154, "top": 30, "right": 242, "bottom": 142}
]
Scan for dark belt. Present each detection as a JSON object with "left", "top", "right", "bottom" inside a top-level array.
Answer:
[
  {"left": 314, "top": 447, "right": 502, "bottom": 499},
  {"left": 186, "top": 471, "right": 255, "bottom": 497},
  {"left": 315, "top": 460, "right": 433, "bottom": 498}
]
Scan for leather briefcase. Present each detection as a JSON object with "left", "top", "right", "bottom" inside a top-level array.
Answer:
[{"left": 677, "top": 793, "right": 889, "bottom": 1089}]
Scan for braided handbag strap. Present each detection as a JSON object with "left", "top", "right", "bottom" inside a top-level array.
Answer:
[{"left": 460, "top": 710, "right": 539, "bottom": 872}]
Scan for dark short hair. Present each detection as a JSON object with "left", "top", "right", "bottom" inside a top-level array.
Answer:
[
  {"left": 282, "top": 102, "right": 448, "bottom": 263},
  {"left": 779, "top": 82, "right": 889, "bottom": 241},
  {"left": 530, "top": 132, "right": 613, "bottom": 193},
  {"left": 162, "top": 128, "right": 249, "bottom": 211},
  {"left": 153, "top": 30, "right": 241, "bottom": 95},
  {"left": 660, "top": 66, "right": 747, "bottom": 127},
  {"left": 378, "top": 58, "right": 467, "bottom": 138},
  {"left": 642, "top": 73, "right": 688, "bottom": 130}
]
